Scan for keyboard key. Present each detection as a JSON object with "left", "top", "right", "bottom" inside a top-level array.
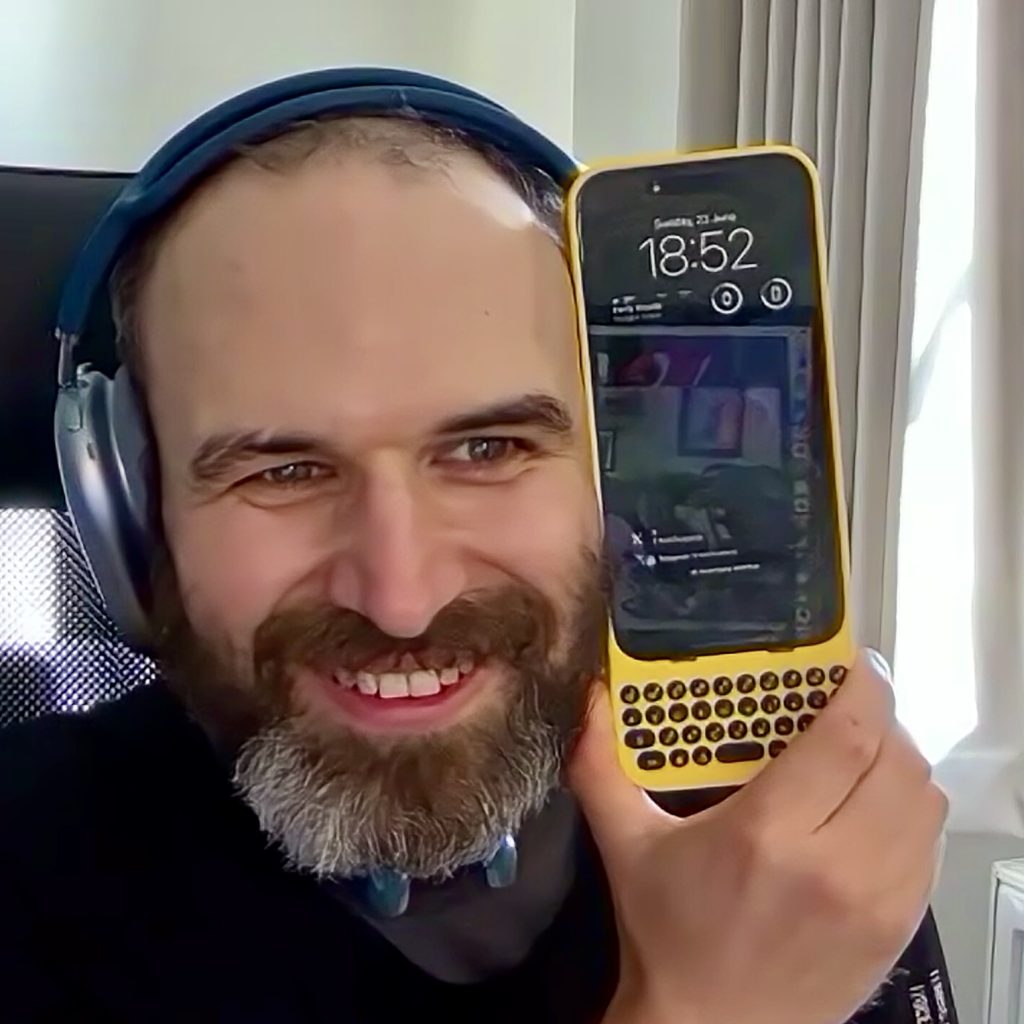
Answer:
[
  {"left": 637, "top": 750, "right": 666, "bottom": 771},
  {"left": 625, "top": 728, "right": 655, "bottom": 749},
  {"left": 829, "top": 665, "right": 847, "bottom": 685},
  {"left": 693, "top": 701, "right": 712, "bottom": 721},
  {"left": 690, "top": 678, "right": 710, "bottom": 698},
  {"left": 769, "top": 740, "right": 788, "bottom": 758},
  {"left": 713, "top": 676, "right": 733, "bottom": 696},
  {"left": 775, "top": 717, "right": 794, "bottom": 736},
  {"left": 682, "top": 725, "right": 701, "bottom": 744},
  {"left": 659, "top": 726, "right": 679, "bottom": 746},
  {"left": 761, "top": 694, "right": 781, "bottom": 714},
  {"left": 643, "top": 682, "right": 664, "bottom": 702},
  {"left": 715, "top": 741, "right": 765, "bottom": 763},
  {"left": 783, "top": 692, "right": 804, "bottom": 712},
  {"left": 728, "top": 720, "right": 748, "bottom": 740},
  {"left": 738, "top": 697, "right": 758, "bottom": 717},
  {"left": 622, "top": 708, "right": 642, "bottom": 727},
  {"left": 783, "top": 669, "right": 802, "bottom": 689},
  {"left": 693, "top": 747, "right": 712, "bottom": 766},
  {"left": 667, "top": 680, "right": 686, "bottom": 700},
  {"left": 760, "top": 671, "right": 779, "bottom": 691},
  {"left": 737, "top": 673, "right": 757, "bottom": 694},
  {"left": 668, "top": 702, "right": 688, "bottom": 723},
  {"left": 620, "top": 685, "right": 640, "bottom": 704},
  {"left": 714, "top": 698, "right": 735, "bottom": 719},
  {"left": 807, "top": 667, "right": 825, "bottom": 686},
  {"left": 752, "top": 718, "right": 771, "bottom": 738},
  {"left": 808, "top": 690, "right": 828, "bottom": 710},
  {"left": 669, "top": 749, "right": 689, "bottom": 767},
  {"left": 706, "top": 722, "right": 725, "bottom": 743},
  {"left": 645, "top": 705, "right": 666, "bottom": 726}
]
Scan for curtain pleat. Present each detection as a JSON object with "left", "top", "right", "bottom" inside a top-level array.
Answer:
[
  {"left": 765, "top": 0, "right": 797, "bottom": 143},
  {"left": 791, "top": 0, "right": 820, "bottom": 159},
  {"left": 738, "top": 0, "right": 769, "bottom": 144}
]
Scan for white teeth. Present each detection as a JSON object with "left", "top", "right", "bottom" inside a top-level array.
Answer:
[
  {"left": 409, "top": 669, "right": 441, "bottom": 697},
  {"left": 378, "top": 673, "right": 409, "bottom": 699},
  {"left": 333, "top": 671, "right": 356, "bottom": 690},
  {"left": 342, "top": 662, "right": 475, "bottom": 699}
]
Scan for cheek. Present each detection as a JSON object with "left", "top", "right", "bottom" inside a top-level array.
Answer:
[
  {"left": 165, "top": 501, "right": 316, "bottom": 645},
  {"left": 467, "top": 462, "right": 601, "bottom": 597}
]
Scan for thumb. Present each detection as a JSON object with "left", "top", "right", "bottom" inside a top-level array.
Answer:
[{"left": 567, "top": 683, "right": 674, "bottom": 864}]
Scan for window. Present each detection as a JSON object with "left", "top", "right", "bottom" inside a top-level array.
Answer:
[{"left": 894, "top": 0, "right": 978, "bottom": 763}]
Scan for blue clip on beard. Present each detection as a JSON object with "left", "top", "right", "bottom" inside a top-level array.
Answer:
[{"left": 361, "top": 832, "right": 519, "bottom": 918}]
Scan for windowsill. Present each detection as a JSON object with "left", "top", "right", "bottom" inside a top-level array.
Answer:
[{"left": 933, "top": 732, "right": 1024, "bottom": 836}]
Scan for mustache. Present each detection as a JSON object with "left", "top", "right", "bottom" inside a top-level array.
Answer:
[{"left": 252, "top": 583, "right": 559, "bottom": 680}]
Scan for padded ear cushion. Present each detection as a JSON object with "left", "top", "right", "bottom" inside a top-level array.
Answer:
[{"left": 54, "top": 366, "right": 155, "bottom": 652}]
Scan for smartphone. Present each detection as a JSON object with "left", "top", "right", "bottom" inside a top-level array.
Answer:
[{"left": 566, "top": 146, "right": 856, "bottom": 791}]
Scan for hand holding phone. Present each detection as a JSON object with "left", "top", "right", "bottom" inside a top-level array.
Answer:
[{"left": 568, "top": 652, "right": 948, "bottom": 1024}]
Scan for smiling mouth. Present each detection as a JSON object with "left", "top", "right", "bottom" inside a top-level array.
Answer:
[{"left": 328, "top": 657, "right": 477, "bottom": 700}]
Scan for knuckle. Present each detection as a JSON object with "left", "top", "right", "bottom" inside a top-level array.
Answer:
[
  {"left": 796, "top": 861, "right": 872, "bottom": 925},
  {"left": 850, "top": 655, "right": 897, "bottom": 713},
  {"left": 823, "top": 709, "right": 879, "bottom": 771},
  {"left": 732, "top": 815, "right": 797, "bottom": 877}
]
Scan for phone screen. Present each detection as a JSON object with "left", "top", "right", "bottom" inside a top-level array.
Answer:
[{"left": 575, "top": 152, "right": 843, "bottom": 660}]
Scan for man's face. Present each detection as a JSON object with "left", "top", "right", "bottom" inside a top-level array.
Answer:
[{"left": 140, "top": 143, "right": 606, "bottom": 880}]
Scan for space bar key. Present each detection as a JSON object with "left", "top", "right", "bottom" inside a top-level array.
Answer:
[{"left": 715, "top": 741, "right": 765, "bottom": 763}]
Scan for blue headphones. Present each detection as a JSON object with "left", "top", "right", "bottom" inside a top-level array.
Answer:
[
  {"left": 53, "top": 67, "right": 578, "bottom": 655},
  {"left": 53, "top": 67, "right": 578, "bottom": 913}
]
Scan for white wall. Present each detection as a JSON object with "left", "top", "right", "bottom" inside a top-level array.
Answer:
[
  {"left": 572, "top": 0, "right": 681, "bottom": 163},
  {"left": 0, "top": 0, "right": 576, "bottom": 171}
]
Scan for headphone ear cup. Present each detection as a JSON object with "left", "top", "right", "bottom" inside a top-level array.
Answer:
[
  {"left": 109, "top": 365, "right": 155, "bottom": 557},
  {"left": 54, "top": 367, "right": 156, "bottom": 652}
]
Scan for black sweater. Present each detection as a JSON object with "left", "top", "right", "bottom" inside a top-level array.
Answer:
[{"left": 0, "top": 683, "right": 957, "bottom": 1024}]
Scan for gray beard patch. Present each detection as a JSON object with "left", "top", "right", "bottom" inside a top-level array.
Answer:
[{"left": 232, "top": 685, "right": 566, "bottom": 881}]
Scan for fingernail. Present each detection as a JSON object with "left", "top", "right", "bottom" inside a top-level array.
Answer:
[{"left": 865, "top": 647, "right": 893, "bottom": 683}]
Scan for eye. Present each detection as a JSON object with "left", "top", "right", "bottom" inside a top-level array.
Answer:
[
  {"left": 251, "top": 462, "right": 331, "bottom": 487},
  {"left": 444, "top": 437, "right": 530, "bottom": 467}
]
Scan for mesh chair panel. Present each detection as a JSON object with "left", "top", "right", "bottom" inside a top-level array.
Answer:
[{"left": 0, "top": 508, "right": 156, "bottom": 726}]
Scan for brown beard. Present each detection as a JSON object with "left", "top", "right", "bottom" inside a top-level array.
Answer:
[{"left": 149, "top": 546, "right": 608, "bottom": 880}]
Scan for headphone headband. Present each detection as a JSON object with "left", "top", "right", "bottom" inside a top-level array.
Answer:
[{"left": 56, "top": 67, "right": 579, "bottom": 342}]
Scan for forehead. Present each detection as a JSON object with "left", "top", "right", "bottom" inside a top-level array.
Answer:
[{"left": 141, "top": 152, "right": 578, "bottom": 452}]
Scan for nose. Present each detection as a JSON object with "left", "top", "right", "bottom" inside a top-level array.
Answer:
[{"left": 326, "top": 466, "right": 468, "bottom": 638}]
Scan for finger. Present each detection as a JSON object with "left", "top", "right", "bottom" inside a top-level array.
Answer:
[
  {"left": 817, "top": 722, "right": 948, "bottom": 949},
  {"left": 822, "top": 722, "right": 948, "bottom": 864},
  {"left": 732, "top": 649, "right": 894, "bottom": 835},
  {"left": 567, "top": 683, "right": 674, "bottom": 865}
]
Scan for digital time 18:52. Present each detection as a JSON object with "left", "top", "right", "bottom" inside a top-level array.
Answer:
[{"left": 639, "top": 227, "right": 758, "bottom": 279}]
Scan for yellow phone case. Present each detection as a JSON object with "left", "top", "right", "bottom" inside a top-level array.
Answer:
[{"left": 565, "top": 144, "right": 856, "bottom": 791}]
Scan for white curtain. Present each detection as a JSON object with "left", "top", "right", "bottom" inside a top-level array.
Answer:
[{"left": 675, "top": 0, "right": 935, "bottom": 658}]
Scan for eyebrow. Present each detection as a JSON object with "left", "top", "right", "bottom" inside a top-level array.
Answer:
[
  {"left": 433, "top": 392, "right": 574, "bottom": 437},
  {"left": 188, "top": 392, "right": 575, "bottom": 484},
  {"left": 189, "top": 431, "right": 333, "bottom": 484}
]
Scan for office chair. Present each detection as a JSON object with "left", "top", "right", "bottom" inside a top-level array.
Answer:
[{"left": 0, "top": 165, "right": 156, "bottom": 726}]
